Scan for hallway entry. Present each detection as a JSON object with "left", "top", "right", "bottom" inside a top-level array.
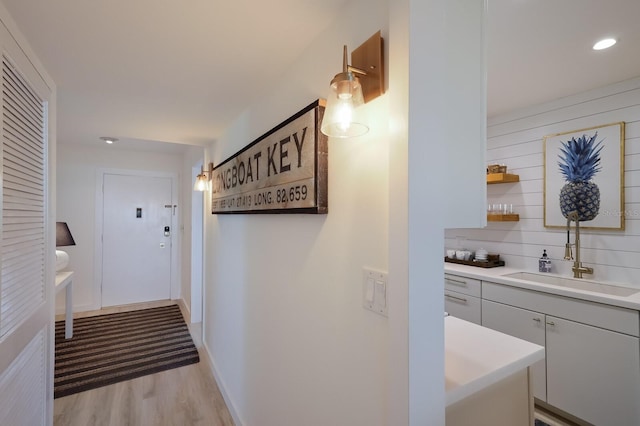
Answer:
[{"left": 101, "top": 173, "right": 174, "bottom": 307}]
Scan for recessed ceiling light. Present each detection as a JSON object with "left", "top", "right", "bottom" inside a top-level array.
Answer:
[
  {"left": 100, "top": 136, "right": 118, "bottom": 144},
  {"left": 593, "top": 38, "right": 616, "bottom": 50}
]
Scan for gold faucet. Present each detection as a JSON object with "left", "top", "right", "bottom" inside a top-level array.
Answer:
[{"left": 564, "top": 211, "right": 594, "bottom": 278}]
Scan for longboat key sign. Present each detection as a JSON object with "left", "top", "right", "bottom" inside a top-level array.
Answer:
[{"left": 211, "top": 100, "right": 328, "bottom": 214}]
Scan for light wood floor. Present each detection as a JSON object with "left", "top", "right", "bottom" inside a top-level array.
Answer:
[{"left": 53, "top": 301, "right": 234, "bottom": 426}]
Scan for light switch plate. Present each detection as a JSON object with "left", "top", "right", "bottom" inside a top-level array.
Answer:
[{"left": 362, "top": 267, "right": 388, "bottom": 317}]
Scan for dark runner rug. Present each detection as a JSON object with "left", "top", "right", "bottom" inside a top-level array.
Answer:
[{"left": 54, "top": 304, "right": 199, "bottom": 398}]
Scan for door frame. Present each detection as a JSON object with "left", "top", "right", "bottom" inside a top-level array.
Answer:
[
  {"left": 190, "top": 160, "right": 203, "bottom": 324},
  {"left": 94, "top": 168, "right": 180, "bottom": 309}
]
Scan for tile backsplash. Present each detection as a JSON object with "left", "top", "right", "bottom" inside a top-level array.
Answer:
[{"left": 446, "top": 76, "right": 640, "bottom": 286}]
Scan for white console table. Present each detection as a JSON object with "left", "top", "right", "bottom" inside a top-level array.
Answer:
[{"left": 55, "top": 271, "right": 74, "bottom": 339}]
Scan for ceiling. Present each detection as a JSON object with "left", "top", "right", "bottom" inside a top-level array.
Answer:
[
  {"left": 487, "top": 0, "right": 640, "bottom": 118},
  {"left": 2, "top": 0, "right": 639, "bottom": 153}
]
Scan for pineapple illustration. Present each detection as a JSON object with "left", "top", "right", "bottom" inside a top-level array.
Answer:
[{"left": 558, "top": 132, "right": 603, "bottom": 221}]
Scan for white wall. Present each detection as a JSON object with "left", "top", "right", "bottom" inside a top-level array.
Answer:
[
  {"left": 56, "top": 143, "right": 185, "bottom": 311},
  {"left": 202, "top": 0, "right": 491, "bottom": 422},
  {"left": 446, "top": 76, "right": 640, "bottom": 285},
  {"left": 387, "top": 0, "right": 410, "bottom": 423},
  {"left": 203, "top": 1, "right": 391, "bottom": 425}
]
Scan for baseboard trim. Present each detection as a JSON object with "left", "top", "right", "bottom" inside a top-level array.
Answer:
[
  {"left": 175, "top": 298, "right": 191, "bottom": 319},
  {"left": 201, "top": 341, "right": 245, "bottom": 426},
  {"left": 55, "top": 302, "right": 96, "bottom": 316}
]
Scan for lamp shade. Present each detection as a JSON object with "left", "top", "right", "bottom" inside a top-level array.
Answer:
[
  {"left": 193, "top": 173, "right": 209, "bottom": 191},
  {"left": 56, "top": 222, "right": 76, "bottom": 247},
  {"left": 320, "top": 71, "right": 368, "bottom": 138}
]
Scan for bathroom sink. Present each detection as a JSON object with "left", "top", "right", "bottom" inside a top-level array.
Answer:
[{"left": 503, "top": 272, "right": 640, "bottom": 297}]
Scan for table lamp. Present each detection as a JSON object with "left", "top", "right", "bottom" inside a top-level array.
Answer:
[{"left": 56, "top": 222, "right": 76, "bottom": 271}]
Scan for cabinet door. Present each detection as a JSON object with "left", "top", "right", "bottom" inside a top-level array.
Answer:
[
  {"left": 481, "top": 300, "right": 546, "bottom": 401},
  {"left": 546, "top": 316, "right": 640, "bottom": 426},
  {"left": 444, "top": 290, "right": 481, "bottom": 325}
]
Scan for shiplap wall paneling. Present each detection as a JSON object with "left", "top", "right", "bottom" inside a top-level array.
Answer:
[{"left": 446, "top": 76, "right": 640, "bottom": 285}]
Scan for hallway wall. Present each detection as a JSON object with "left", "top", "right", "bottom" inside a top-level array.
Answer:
[{"left": 202, "top": 1, "right": 391, "bottom": 424}]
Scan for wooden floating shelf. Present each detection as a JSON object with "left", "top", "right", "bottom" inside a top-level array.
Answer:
[
  {"left": 487, "top": 173, "right": 520, "bottom": 184},
  {"left": 487, "top": 214, "right": 519, "bottom": 222}
]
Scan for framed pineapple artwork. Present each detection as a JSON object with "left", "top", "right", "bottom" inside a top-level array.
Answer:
[{"left": 544, "top": 122, "right": 625, "bottom": 230}]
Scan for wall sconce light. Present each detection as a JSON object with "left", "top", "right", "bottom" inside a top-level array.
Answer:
[
  {"left": 194, "top": 162, "right": 214, "bottom": 191},
  {"left": 320, "top": 31, "right": 385, "bottom": 139}
]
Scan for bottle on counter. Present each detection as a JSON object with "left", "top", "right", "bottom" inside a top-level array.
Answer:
[{"left": 539, "top": 249, "right": 552, "bottom": 273}]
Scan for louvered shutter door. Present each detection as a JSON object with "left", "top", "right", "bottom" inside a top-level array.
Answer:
[{"left": 0, "top": 55, "right": 45, "bottom": 338}]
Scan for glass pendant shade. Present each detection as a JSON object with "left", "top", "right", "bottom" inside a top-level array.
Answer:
[
  {"left": 193, "top": 173, "right": 209, "bottom": 191},
  {"left": 321, "top": 71, "right": 368, "bottom": 138}
]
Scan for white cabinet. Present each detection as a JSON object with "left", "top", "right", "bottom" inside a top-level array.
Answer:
[
  {"left": 545, "top": 316, "right": 640, "bottom": 426},
  {"left": 445, "top": 274, "right": 481, "bottom": 325},
  {"left": 482, "top": 281, "right": 640, "bottom": 426},
  {"left": 481, "top": 300, "right": 546, "bottom": 401},
  {"left": 439, "top": 0, "right": 487, "bottom": 229}
]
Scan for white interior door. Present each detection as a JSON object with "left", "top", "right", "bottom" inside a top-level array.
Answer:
[
  {"left": 102, "top": 173, "right": 173, "bottom": 307},
  {"left": 0, "top": 21, "right": 54, "bottom": 425}
]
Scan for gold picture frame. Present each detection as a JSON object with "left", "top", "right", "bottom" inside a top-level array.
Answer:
[{"left": 543, "top": 122, "right": 625, "bottom": 230}]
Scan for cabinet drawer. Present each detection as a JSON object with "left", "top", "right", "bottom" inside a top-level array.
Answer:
[
  {"left": 483, "top": 281, "right": 639, "bottom": 336},
  {"left": 445, "top": 290, "right": 481, "bottom": 324},
  {"left": 444, "top": 274, "right": 481, "bottom": 298}
]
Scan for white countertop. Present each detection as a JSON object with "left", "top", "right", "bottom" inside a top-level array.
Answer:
[
  {"left": 445, "top": 315, "right": 544, "bottom": 407},
  {"left": 445, "top": 263, "right": 640, "bottom": 311}
]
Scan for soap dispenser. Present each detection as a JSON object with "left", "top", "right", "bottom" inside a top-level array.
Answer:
[{"left": 539, "top": 250, "right": 552, "bottom": 273}]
